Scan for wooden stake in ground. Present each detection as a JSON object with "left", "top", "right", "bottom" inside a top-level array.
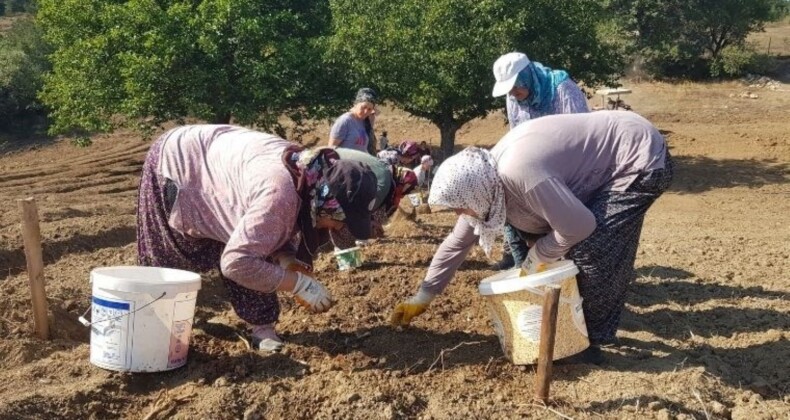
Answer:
[
  {"left": 535, "top": 285, "right": 561, "bottom": 403},
  {"left": 18, "top": 197, "right": 49, "bottom": 340}
]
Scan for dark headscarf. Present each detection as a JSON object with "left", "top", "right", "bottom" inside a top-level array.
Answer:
[
  {"left": 386, "top": 166, "right": 418, "bottom": 215},
  {"left": 283, "top": 146, "right": 342, "bottom": 266},
  {"left": 355, "top": 87, "right": 378, "bottom": 105}
]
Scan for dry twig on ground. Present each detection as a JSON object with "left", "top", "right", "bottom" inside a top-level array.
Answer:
[
  {"left": 524, "top": 402, "right": 575, "bottom": 420},
  {"left": 235, "top": 332, "right": 252, "bottom": 351},
  {"left": 426, "top": 341, "right": 484, "bottom": 372}
]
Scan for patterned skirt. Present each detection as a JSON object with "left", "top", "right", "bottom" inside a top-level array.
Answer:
[
  {"left": 569, "top": 154, "right": 675, "bottom": 344},
  {"left": 136, "top": 136, "right": 280, "bottom": 326}
]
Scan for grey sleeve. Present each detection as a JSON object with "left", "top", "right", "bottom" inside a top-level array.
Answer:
[
  {"left": 329, "top": 116, "right": 350, "bottom": 144},
  {"left": 420, "top": 217, "right": 478, "bottom": 295},
  {"left": 526, "top": 177, "right": 596, "bottom": 261}
]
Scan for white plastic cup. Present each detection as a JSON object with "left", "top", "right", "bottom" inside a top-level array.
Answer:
[{"left": 334, "top": 247, "right": 363, "bottom": 271}]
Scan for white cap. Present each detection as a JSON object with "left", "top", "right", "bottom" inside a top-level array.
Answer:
[{"left": 491, "top": 52, "right": 531, "bottom": 97}]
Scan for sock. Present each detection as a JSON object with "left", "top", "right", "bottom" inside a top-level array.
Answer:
[{"left": 251, "top": 323, "right": 283, "bottom": 352}]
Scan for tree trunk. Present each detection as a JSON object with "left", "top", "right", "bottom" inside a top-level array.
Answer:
[
  {"left": 438, "top": 121, "right": 459, "bottom": 162},
  {"left": 212, "top": 111, "right": 231, "bottom": 124}
]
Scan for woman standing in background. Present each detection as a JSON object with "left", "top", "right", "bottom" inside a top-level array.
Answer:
[{"left": 329, "top": 88, "right": 379, "bottom": 154}]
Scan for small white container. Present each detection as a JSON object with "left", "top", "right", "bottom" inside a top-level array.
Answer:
[
  {"left": 333, "top": 247, "right": 363, "bottom": 271},
  {"left": 85, "top": 266, "right": 201, "bottom": 372}
]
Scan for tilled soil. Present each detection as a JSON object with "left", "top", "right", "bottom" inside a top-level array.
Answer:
[{"left": 0, "top": 79, "right": 788, "bottom": 419}]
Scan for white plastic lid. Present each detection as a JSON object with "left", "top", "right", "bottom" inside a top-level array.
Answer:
[
  {"left": 333, "top": 246, "right": 361, "bottom": 255},
  {"left": 478, "top": 260, "right": 579, "bottom": 296},
  {"left": 91, "top": 266, "right": 202, "bottom": 294}
]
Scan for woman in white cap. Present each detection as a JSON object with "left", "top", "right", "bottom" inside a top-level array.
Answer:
[
  {"left": 491, "top": 52, "right": 591, "bottom": 270},
  {"left": 390, "top": 111, "right": 673, "bottom": 364},
  {"left": 492, "top": 51, "right": 589, "bottom": 128},
  {"left": 414, "top": 155, "right": 434, "bottom": 189}
]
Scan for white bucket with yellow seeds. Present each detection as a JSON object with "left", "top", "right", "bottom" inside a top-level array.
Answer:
[{"left": 478, "top": 261, "right": 589, "bottom": 365}]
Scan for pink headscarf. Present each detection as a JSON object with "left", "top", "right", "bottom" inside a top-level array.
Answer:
[{"left": 399, "top": 141, "right": 421, "bottom": 158}]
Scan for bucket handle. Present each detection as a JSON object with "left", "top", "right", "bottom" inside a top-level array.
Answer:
[{"left": 78, "top": 291, "right": 167, "bottom": 327}]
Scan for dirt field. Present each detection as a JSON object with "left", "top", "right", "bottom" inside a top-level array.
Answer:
[{"left": 0, "top": 76, "right": 788, "bottom": 420}]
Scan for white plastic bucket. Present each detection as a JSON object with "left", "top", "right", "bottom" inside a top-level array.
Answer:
[
  {"left": 334, "top": 247, "right": 363, "bottom": 271},
  {"left": 478, "top": 261, "right": 589, "bottom": 364},
  {"left": 84, "top": 266, "right": 201, "bottom": 372}
]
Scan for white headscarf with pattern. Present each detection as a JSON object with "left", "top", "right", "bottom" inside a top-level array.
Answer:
[{"left": 428, "top": 147, "right": 506, "bottom": 258}]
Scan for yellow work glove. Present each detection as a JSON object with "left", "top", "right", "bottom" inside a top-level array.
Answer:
[
  {"left": 520, "top": 247, "right": 550, "bottom": 276},
  {"left": 390, "top": 289, "right": 435, "bottom": 327}
]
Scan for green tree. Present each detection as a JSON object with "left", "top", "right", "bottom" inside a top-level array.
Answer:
[
  {"left": 0, "top": 17, "right": 50, "bottom": 128},
  {"left": 609, "top": 0, "right": 788, "bottom": 78},
  {"left": 37, "top": 0, "right": 350, "bottom": 136},
  {"left": 328, "top": 0, "right": 622, "bottom": 157}
]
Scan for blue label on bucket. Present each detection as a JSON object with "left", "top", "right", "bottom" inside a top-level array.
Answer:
[
  {"left": 93, "top": 296, "right": 130, "bottom": 310},
  {"left": 90, "top": 295, "right": 133, "bottom": 370}
]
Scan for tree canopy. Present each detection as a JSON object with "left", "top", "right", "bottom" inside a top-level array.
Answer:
[
  {"left": 37, "top": 0, "right": 350, "bottom": 136},
  {"left": 0, "top": 16, "right": 50, "bottom": 128},
  {"left": 328, "top": 0, "right": 623, "bottom": 157},
  {"left": 608, "top": 0, "right": 788, "bottom": 77}
]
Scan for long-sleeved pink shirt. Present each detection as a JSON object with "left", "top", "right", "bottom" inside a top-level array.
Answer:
[
  {"left": 422, "top": 111, "right": 667, "bottom": 294},
  {"left": 158, "top": 125, "right": 300, "bottom": 293}
]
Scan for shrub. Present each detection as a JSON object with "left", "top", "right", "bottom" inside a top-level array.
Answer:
[
  {"left": 6, "top": 0, "right": 33, "bottom": 14},
  {"left": 37, "top": 0, "right": 346, "bottom": 136},
  {"left": 71, "top": 135, "right": 92, "bottom": 147},
  {"left": 640, "top": 45, "right": 710, "bottom": 80},
  {"left": 710, "top": 44, "right": 777, "bottom": 77}
]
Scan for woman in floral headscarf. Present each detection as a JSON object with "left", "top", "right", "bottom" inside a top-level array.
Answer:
[
  {"left": 137, "top": 125, "right": 377, "bottom": 352},
  {"left": 377, "top": 140, "right": 422, "bottom": 168},
  {"left": 391, "top": 112, "right": 673, "bottom": 364}
]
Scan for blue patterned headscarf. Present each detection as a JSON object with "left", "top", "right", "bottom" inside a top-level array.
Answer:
[{"left": 515, "top": 62, "right": 570, "bottom": 112}]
